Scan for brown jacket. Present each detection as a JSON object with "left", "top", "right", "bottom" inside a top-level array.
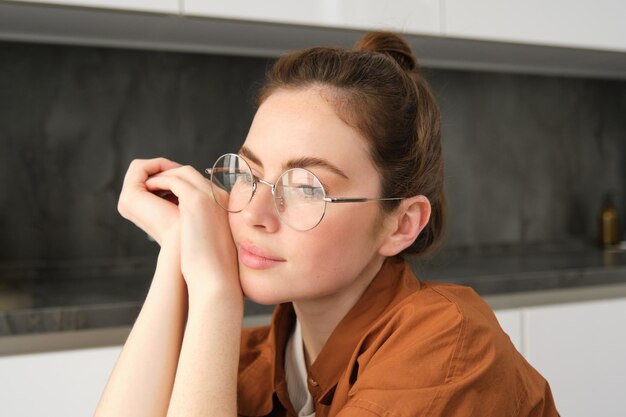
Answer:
[{"left": 237, "top": 256, "right": 559, "bottom": 417}]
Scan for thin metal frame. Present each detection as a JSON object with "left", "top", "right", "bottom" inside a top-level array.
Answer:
[{"left": 205, "top": 153, "right": 406, "bottom": 230}]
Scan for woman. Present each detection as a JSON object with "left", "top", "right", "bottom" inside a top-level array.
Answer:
[{"left": 95, "top": 32, "right": 559, "bottom": 417}]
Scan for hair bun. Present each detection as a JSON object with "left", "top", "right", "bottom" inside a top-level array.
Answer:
[{"left": 354, "top": 31, "right": 418, "bottom": 72}]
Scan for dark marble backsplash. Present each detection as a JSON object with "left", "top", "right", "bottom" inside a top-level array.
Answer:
[{"left": 1, "top": 40, "right": 625, "bottom": 263}]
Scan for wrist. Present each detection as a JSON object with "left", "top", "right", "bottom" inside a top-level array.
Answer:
[
  {"left": 186, "top": 288, "right": 244, "bottom": 327},
  {"left": 185, "top": 273, "right": 244, "bottom": 311},
  {"left": 152, "top": 231, "right": 183, "bottom": 287}
]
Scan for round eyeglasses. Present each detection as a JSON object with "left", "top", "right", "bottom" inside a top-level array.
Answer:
[{"left": 205, "top": 153, "right": 405, "bottom": 231}]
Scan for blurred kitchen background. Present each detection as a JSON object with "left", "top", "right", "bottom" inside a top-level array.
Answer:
[
  {"left": 1, "top": 42, "right": 625, "bottom": 261},
  {"left": 0, "top": 1, "right": 625, "bottom": 417}
]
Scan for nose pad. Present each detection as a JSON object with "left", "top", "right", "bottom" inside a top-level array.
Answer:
[
  {"left": 244, "top": 179, "right": 281, "bottom": 230},
  {"left": 249, "top": 180, "right": 273, "bottom": 206},
  {"left": 275, "top": 195, "right": 285, "bottom": 210}
]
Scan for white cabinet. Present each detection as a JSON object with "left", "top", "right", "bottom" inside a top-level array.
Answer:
[
  {"left": 335, "top": 0, "right": 440, "bottom": 35},
  {"left": 183, "top": 0, "right": 332, "bottom": 27},
  {"left": 8, "top": 0, "right": 179, "bottom": 14},
  {"left": 10, "top": 0, "right": 626, "bottom": 51},
  {"left": 493, "top": 295, "right": 626, "bottom": 417},
  {"left": 1, "top": 0, "right": 624, "bottom": 78},
  {"left": 1, "top": 298, "right": 625, "bottom": 417},
  {"left": 183, "top": 0, "right": 441, "bottom": 36},
  {"left": 494, "top": 308, "right": 522, "bottom": 352},
  {"left": 0, "top": 345, "right": 122, "bottom": 417},
  {"left": 444, "top": 0, "right": 626, "bottom": 52},
  {"left": 524, "top": 298, "right": 626, "bottom": 417}
]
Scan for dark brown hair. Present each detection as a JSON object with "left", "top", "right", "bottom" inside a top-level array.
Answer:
[{"left": 257, "top": 31, "right": 446, "bottom": 259}]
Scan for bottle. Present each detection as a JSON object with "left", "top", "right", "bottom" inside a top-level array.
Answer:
[{"left": 599, "top": 194, "right": 620, "bottom": 247}]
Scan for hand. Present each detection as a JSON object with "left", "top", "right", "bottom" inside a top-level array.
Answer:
[
  {"left": 118, "top": 158, "right": 183, "bottom": 246},
  {"left": 144, "top": 165, "right": 241, "bottom": 299}
]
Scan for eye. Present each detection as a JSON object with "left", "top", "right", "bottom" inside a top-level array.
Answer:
[
  {"left": 293, "top": 184, "right": 324, "bottom": 199},
  {"left": 232, "top": 170, "right": 252, "bottom": 185},
  {"left": 299, "top": 185, "right": 315, "bottom": 196},
  {"left": 239, "top": 171, "right": 253, "bottom": 183},
  {"left": 318, "top": 180, "right": 330, "bottom": 195}
]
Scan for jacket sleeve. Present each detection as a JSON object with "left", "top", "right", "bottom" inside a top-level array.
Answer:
[{"left": 331, "top": 289, "right": 560, "bottom": 417}]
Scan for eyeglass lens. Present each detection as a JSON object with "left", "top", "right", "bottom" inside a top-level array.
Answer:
[{"left": 210, "top": 154, "right": 327, "bottom": 231}]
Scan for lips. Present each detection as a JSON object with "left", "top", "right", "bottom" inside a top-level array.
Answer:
[
  {"left": 238, "top": 241, "right": 286, "bottom": 270},
  {"left": 240, "top": 241, "right": 284, "bottom": 260}
]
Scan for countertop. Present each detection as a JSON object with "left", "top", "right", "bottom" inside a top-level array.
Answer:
[
  {"left": 1, "top": 241, "right": 626, "bottom": 354},
  {"left": 414, "top": 242, "right": 626, "bottom": 294}
]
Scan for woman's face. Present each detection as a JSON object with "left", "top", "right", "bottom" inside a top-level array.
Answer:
[{"left": 229, "top": 87, "right": 392, "bottom": 305}]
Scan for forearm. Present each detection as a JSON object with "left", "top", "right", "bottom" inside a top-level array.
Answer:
[
  {"left": 94, "top": 239, "right": 187, "bottom": 417},
  {"left": 166, "top": 282, "right": 244, "bottom": 417}
]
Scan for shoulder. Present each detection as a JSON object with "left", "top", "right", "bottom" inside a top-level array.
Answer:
[
  {"left": 408, "top": 282, "right": 518, "bottom": 380},
  {"left": 341, "top": 282, "right": 557, "bottom": 416},
  {"left": 414, "top": 281, "right": 505, "bottom": 348},
  {"left": 368, "top": 280, "right": 504, "bottom": 357},
  {"left": 361, "top": 281, "right": 512, "bottom": 377}
]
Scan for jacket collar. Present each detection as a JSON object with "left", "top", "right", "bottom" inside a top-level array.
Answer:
[
  {"left": 237, "top": 257, "right": 420, "bottom": 415},
  {"left": 308, "top": 256, "right": 419, "bottom": 403},
  {"left": 237, "top": 302, "right": 296, "bottom": 416}
]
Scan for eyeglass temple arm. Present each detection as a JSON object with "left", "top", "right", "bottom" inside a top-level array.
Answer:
[
  {"left": 324, "top": 197, "right": 405, "bottom": 203},
  {"left": 205, "top": 167, "right": 405, "bottom": 204}
]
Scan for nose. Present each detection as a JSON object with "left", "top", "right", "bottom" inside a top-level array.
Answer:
[{"left": 242, "top": 179, "right": 281, "bottom": 232}]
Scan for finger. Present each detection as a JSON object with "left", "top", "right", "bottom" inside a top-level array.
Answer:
[
  {"left": 123, "top": 158, "right": 183, "bottom": 189},
  {"left": 147, "top": 165, "right": 213, "bottom": 195},
  {"left": 144, "top": 174, "right": 213, "bottom": 211},
  {"left": 117, "top": 159, "right": 185, "bottom": 246},
  {"left": 152, "top": 190, "right": 180, "bottom": 206}
]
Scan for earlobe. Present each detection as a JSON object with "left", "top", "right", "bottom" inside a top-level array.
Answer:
[{"left": 379, "top": 196, "right": 431, "bottom": 257}]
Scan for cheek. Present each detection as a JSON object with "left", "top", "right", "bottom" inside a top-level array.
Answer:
[
  {"left": 228, "top": 211, "right": 246, "bottom": 239},
  {"left": 231, "top": 206, "right": 383, "bottom": 304},
  {"left": 292, "top": 208, "right": 381, "bottom": 281}
]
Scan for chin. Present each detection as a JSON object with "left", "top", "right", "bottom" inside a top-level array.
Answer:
[
  {"left": 239, "top": 272, "right": 290, "bottom": 306},
  {"left": 242, "top": 288, "right": 289, "bottom": 306}
]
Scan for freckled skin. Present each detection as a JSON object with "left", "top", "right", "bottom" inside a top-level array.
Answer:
[{"left": 229, "top": 87, "right": 390, "bottom": 307}]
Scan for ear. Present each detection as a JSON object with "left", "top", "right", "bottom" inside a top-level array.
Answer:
[{"left": 378, "top": 195, "right": 431, "bottom": 257}]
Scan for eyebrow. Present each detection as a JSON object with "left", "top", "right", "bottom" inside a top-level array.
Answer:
[{"left": 239, "top": 146, "right": 350, "bottom": 180}]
